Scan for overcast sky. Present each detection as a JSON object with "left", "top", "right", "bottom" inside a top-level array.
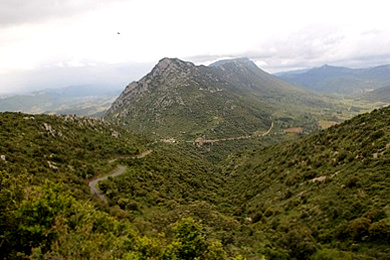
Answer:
[{"left": 1, "top": 0, "right": 390, "bottom": 94}]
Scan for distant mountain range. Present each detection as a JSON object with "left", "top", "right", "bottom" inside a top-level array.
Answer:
[
  {"left": 105, "top": 57, "right": 332, "bottom": 140},
  {"left": 0, "top": 85, "right": 122, "bottom": 116},
  {"left": 277, "top": 64, "right": 390, "bottom": 95}
]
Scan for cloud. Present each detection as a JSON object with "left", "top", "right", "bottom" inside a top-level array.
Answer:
[
  {"left": 0, "top": 0, "right": 129, "bottom": 27},
  {"left": 1, "top": 0, "right": 390, "bottom": 92},
  {"left": 0, "top": 61, "right": 153, "bottom": 94}
]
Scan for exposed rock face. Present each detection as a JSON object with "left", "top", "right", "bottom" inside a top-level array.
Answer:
[
  {"left": 105, "top": 57, "right": 324, "bottom": 139},
  {"left": 108, "top": 58, "right": 195, "bottom": 114}
]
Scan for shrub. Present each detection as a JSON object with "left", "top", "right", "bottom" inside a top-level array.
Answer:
[
  {"left": 311, "top": 248, "right": 354, "bottom": 260},
  {"left": 369, "top": 218, "right": 390, "bottom": 241},
  {"left": 346, "top": 217, "right": 371, "bottom": 240},
  {"left": 345, "top": 176, "right": 360, "bottom": 188}
]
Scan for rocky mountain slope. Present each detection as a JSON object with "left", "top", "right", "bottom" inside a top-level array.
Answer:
[{"left": 105, "top": 57, "right": 330, "bottom": 140}]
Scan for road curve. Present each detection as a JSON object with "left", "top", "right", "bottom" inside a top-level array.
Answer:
[
  {"left": 261, "top": 121, "right": 274, "bottom": 136},
  {"left": 89, "top": 166, "right": 126, "bottom": 203},
  {"left": 89, "top": 150, "right": 152, "bottom": 202}
]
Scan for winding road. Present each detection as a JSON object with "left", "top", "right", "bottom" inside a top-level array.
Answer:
[
  {"left": 89, "top": 150, "right": 152, "bottom": 203},
  {"left": 195, "top": 121, "right": 274, "bottom": 145},
  {"left": 261, "top": 121, "right": 274, "bottom": 136}
]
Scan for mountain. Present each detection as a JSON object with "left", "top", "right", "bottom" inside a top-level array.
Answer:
[
  {"left": 277, "top": 64, "right": 390, "bottom": 95},
  {"left": 0, "top": 84, "right": 122, "bottom": 116},
  {"left": 105, "top": 57, "right": 331, "bottom": 140}
]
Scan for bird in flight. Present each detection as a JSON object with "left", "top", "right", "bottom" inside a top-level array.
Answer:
[{"left": 117, "top": 32, "right": 121, "bottom": 35}]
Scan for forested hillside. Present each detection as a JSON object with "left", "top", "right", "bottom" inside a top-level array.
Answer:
[
  {"left": 0, "top": 112, "right": 241, "bottom": 259},
  {"left": 0, "top": 112, "right": 145, "bottom": 196},
  {"left": 3, "top": 105, "right": 390, "bottom": 259},
  {"left": 223, "top": 106, "right": 390, "bottom": 259}
]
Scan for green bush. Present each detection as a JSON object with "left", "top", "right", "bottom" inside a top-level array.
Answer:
[
  {"left": 346, "top": 217, "right": 371, "bottom": 240},
  {"left": 311, "top": 248, "right": 354, "bottom": 260},
  {"left": 369, "top": 218, "right": 390, "bottom": 241}
]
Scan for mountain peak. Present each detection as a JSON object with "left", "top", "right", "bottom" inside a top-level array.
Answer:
[
  {"left": 151, "top": 57, "right": 195, "bottom": 77},
  {"left": 209, "top": 57, "right": 254, "bottom": 68},
  {"left": 156, "top": 57, "right": 195, "bottom": 69}
]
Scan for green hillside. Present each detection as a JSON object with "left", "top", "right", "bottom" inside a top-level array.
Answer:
[
  {"left": 0, "top": 112, "right": 146, "bottom": 196},
  {"left": 0, "top": 112, "right": 241, "bottom": 259},
  {"left": 223, "top": 105, "right": 390, "bottom": 259}
]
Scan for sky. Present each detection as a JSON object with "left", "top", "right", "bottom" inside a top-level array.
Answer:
[{"left": 1, "top": 0, "right": 390, "bottom": 94}]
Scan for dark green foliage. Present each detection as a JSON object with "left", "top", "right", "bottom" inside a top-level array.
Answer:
[
  {"left": 369, "top": 218, "right": 390, "bottom": 241},
  {"left": 311, "top": 248, "right": 354, "bottom": 260},
  {"left": 0, "top": 171, "right": 237, "bottom": 259},
  {"left": 345, "top": 217, "right": 371, "bottom": 240},
  {"left": 171, "top": 217, "right": 208, "bottom": 259},
  {"left": 99, "top": 144, "right": 225, "bottom": 207}
]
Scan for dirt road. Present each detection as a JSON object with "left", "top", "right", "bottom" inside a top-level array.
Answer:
[
  {"left": 89, "top": 150, "right": 152, "bottom": 202},
  {"left": 89, "top": 166, "right": 126, "bottom": 203}
]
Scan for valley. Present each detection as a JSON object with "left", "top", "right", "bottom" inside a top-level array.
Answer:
[{"left": 2, "top": 57, "right": 390, "bottom": 259}]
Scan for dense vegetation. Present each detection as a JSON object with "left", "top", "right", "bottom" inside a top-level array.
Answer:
[
  {"left": 0, "top": 112, "right": 241, "bottom": 259},
  {"left": 223, "top": 106, "right": 390, "bottom": 259},
  {"left": 100, "top": 106, "right": 390, "bottom": 259},
  {"left": 0, "top": 172, "right": 241, "bottom": 259},
  {"left": 0, "top": 112, "right": 146, "bottom": 197},
  {"left": 3, "top": 103, "right": 390, "bottom": 259}
]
